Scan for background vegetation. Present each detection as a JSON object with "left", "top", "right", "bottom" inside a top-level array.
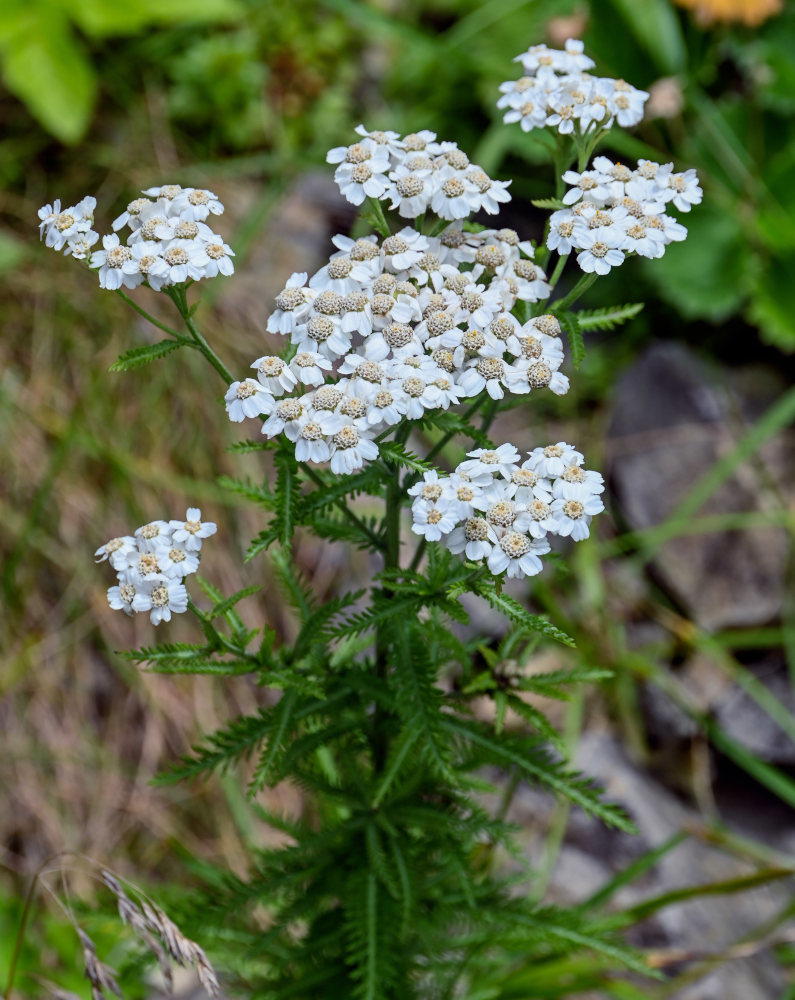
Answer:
[{"left": 1, "top": 0, "right": 794, "bottom": 997}]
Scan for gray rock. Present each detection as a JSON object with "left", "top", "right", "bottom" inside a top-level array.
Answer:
[
  {"left": 502, "top": 732, "right": 789, "bottom": 1000},
  {"left": 607, "top": 343, "right": 791, "bottom": 630}
]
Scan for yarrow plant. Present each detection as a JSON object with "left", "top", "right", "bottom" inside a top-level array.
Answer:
[{"left": 39, "top": 38, "right": 702, "bottom": 1000}]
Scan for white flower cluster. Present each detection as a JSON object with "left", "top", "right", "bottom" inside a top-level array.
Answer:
[
  {"left": 38, "top": 185, "right": 234, "bottom": 291},
  {"left": 498, "top": 38, "right": 648, "bottom": 135},
  {"left": 226, "top": 225, "right": 569, "bottom": 474},
  {"left": 547, "top": 156, "right": 702, "bottom": 274},
  {"left": 95, "top": 508, "right": 216, "bottom": 625},
  {"left": 327, "top": 125, "right": 511, "bottom": 219},
  {"left": 38, "top": 196, "right": 98, "bottom": 260},
  {"left": 409, "top": 442, "right": 604, "bottom": 579}
]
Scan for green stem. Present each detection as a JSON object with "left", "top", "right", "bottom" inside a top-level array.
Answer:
[
  {"left": 373, "top": 451, "right": 404, "bottom": 772},
  {"left": 163, "top": 286, "right": 235, "bottom": 384},
  {"left": 367, "top": 197, "right": 392, "bottom": 239},
  {"left": 547, "top": 252, "right": 569, "bottom": 291},
  {"left": 552, "top": 272, "right": 597, "bottom": 313},
  {"left": 552, "top": 134, "right": 571, "bottom": 202},
  {"left": 185, "top": 313, "right": 234, "bottom": 383},
  {"left": 115, "top": 289, "right": 185, "bottom": 340}
]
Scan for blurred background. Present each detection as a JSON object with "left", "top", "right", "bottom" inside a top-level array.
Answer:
[{"left": 1, "top": 0, "right": 794, "bottom": 997}]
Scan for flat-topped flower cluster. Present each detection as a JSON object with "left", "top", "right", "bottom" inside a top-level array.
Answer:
[
  {"left": 225, "top": 224, "right": 568, "bottom": 474},
  {"left": 409, "top": 442, "right": 605, "bottom": 579},
  {"left": 328, "top": 125, "right": 511, "bottom": 219},
  {"left": 39, "top": 185, "right": 234, "bottom": 290},
  {"left": 498, "top": 38, "right": 648, "bottom": 135},
  {"left": 95, "top": 508, "right": 216, "bottom": 624},
  {"left": 548, "top": 155, "right": 702, "bottom": 274}
]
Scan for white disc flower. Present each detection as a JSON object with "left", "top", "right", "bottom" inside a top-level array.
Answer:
[
  {"left": 487, "top": 532, "right": 550, "bottom": 579},
  {"left": 168, "top": 508, "right": 217, "bottom": 552},
  {"left": 225, "top": 379, "right": 275, "bottom": 422}
]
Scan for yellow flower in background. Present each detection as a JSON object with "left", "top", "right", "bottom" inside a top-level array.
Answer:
[{"left": 674, "top": 0, "right": 782, "bottom": 27}]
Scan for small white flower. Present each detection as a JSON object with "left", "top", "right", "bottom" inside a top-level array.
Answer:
[
  {"left": 225, "top": 379, "right": 275, "bottom": 422},
  {"left": 90, "top": 234, "right": 136, "bottom": 290},
  {"left": 562, "top": 169, "right": 610, "bottom": 206},
  {"left": 521, "top": 497, "right": 559, "bottom": 538},
  {"left": 526, "top": 442, "right": 584, "bottom": 479},
  {"left": 575, "top": 229, "right": 625, "bottom": 274},
  {"left": 502, "top": 465, "right": 553, "bottom": 504},
  {"left": 616, "top": 217, "right": 666, "bottom": 259},
  {"left": 430, "top": 175, "right": 480, "bottom": 220},
  {"left": 334, "top": 161, "right": 390, "bottom": 206},
  {"left": 108, "top": 578, "right": 154, "bottom": 617},
  {"left": 552, "top": 465, "right": 605, "bottom": 499},
  {"left": 95, "top": 535, "right": 137, "bottom": 570},
  {"left": 411, "top": 503, "right": 458, "bottom": 541},
  {"left": 134, "top": 520, "right": 172, "bottom": 553},
  {"left": 172, "top": 188, "right": 225, "bottom": 221},
  {"left": 289, "top": 351, "right": 333, "bottom": 387},
  {"left": 488, "top": 532, "right": 550, "bottom": 579},
  {"left": 38, "top": 199, "right": 61, "bottom": 238},
  {"left": 155, "top": 542, "right": 200, "bottom": 579},
  {"left": 354, "top": 125, "right": 404, "bottom": 157},
  {"left": 112, "top": 197, "right": 154, "bottom": 232},
  {"left": 294, "top": 417, "right": 333, "bottom": 463},
  {"left": 267, "top": 273, "right": 312, "bottom": 335},
  {"left": 459, "top": 356, "right": 524, "bottom": 401},
  {"left": 663, "top": 169, "right": 703, "bottom": 212},
  {"left": 64, "top": 230, "right": 99, "bottom": 260},
  {"left": 125, "top": 547, "right": 169, "bottom": 584},
  {"left": 458, "top": 444, "right": 521, "bottom": 479},
  {"left": 201, "top": 238, "right": 235, "bottom": 278},
  {"left": 168, "top": 508, "right": 217, "bottom": 551},
  {"left": 446, "top": 517, "right": 497, "bottom": 561},
  {"left": 128, "top": 201, "right": 176, "bottom": 243},
  {"left": 293, "top": 313, "right": 352, "bottom": 360},
  {"left": 381, "top": 228, "right": 429, "bottom": 271},
  {"left": 445, "top": 474, "right": 482, "bottom": 519},
  {"left": 329, "top": 424, "right": 379, "bottom": 474},
  {"left": 147, "top": 579, "right": 190, "bottom": 625},
  {"left": 262, "top": 397, "right": 306, "bottom": 439},
  {"left": 464, "top": 168, "right": 512, "bottom": 215},
  {"left": 121, "top": 241, "right": 169, "bottom": 290},
  {"left": 502, "top": 97, "right": 549, "bottom": 132},
  {"left": 550, "top": 489, "right": 605, "bottom": 541},
  {"left": 142, "top": 184, "right": 184, "bottom": 202},
  {"left": 160, "top": 239, "right": 209, "bottom": 284},
  {"left": 387, "top": 167, "right": 433, "bottom": 219},
  {"left": 252, "top": 355, "right": 299, "bottom": 395}
]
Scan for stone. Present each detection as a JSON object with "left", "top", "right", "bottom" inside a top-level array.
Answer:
[{"left": 606, "top": 343, "right": 791, "bottom": 630}]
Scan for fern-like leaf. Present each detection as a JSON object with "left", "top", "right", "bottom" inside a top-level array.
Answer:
[
  {"left": 249, "top": 690, "right": 299, "bottom": 795},
  {"left": 531, "top": 197, "right": 566, "bottom": 210},
  {"left": 378, "top": 441, "right": 432, "bottom": 473},
  {"left": 108, "top": 338, "right": 185, "bottom": 372},
  {"left": 217, "top": 475, "right": 274, "bottom": 507},
  {"left": 442, "top": 717, "right": 636, "bottom": 832},
  {"left": 575, "top": 301, "right": 644, "bottom": 331},
  {"left": 473, "top": 580, "right": 576, "bottom": 647},
  {"left": 559, "top": 310, "right": 585, "bottom": 368}
]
